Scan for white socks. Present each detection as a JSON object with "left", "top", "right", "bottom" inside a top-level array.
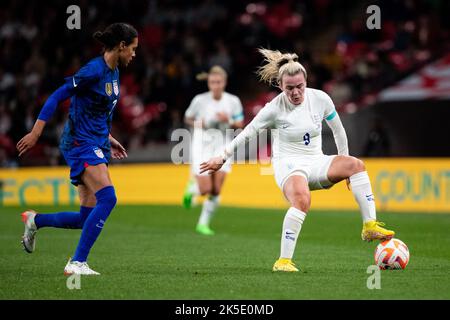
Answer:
[
  {"left": 280, "top": 207, "right": 306, "bottom": 259},
  {"left": 198, "top": 195, "right": 220, "bottom": 226},
  {"left": 277, "top": 171, "right": 374, "bottom": 260},
  {"left": 349, "top": 171, "right": 376, "bottom": 223}
]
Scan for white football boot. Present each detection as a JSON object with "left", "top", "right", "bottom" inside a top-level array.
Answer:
[
  {"left": 64, "top": 258, "right": 100, "bottom": 276},
  {"left": 21, "top": 210, "right": 37, "bottom": 253}
]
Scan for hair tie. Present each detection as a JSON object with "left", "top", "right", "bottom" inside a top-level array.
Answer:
[{"left": 277, "top": 57, "right": 298, "bottom": 68}]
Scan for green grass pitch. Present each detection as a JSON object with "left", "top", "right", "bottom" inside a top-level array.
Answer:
[{"left": 1, "top": 204, "right": 449, "bottom": 299}]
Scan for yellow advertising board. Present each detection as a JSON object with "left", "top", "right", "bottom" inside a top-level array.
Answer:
[{"left": 0, "top": 159, "right": 449, "bottom": 213}]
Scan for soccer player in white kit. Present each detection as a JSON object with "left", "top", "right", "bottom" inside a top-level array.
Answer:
[
  {"left": 183, "top": 66, "right": 244, "bottom": 235},
  {"left": 200, "top": 49, "right": 395, "bottom": 271}
]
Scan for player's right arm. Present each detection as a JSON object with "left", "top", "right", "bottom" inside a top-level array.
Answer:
[
  {"left": 16, "top": 83, "right": 75, "bottom": 156},
  {"left": 199, "top": 101, "right": 276, "bottom": 174},
  {"left": 184, "top": 95, "right": 205, "bottom": 129},
  {"left": 17, "top": 60, "right": 100, "bottom": 156}
]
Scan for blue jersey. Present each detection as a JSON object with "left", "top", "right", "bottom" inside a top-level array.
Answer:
[{"left": 59, "top": 56, "right": 120, "bottom": 152}]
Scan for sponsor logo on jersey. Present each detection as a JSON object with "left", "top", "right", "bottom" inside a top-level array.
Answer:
[
  {"left": 105, "top": 83, "right": 113, "bottom": 96},
  {"left": 113, "top": 80, "right": 119, "bottom": 95}
]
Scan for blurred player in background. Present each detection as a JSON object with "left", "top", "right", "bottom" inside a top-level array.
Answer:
[
  {"left": 16, "top": 23, "right": 138, "bottom": 275},
  {"left": 183, "top": 66, "right": 244, "bottom": 235},
  {"left": 200, "top": 48, "right": 395, "bottom": 271}
]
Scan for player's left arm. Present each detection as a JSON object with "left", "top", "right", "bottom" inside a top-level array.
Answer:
[
  {"left": 109, "top": 134, "right": 128, "bottom": 160},
  {"left": 322, "top": 91, "right": 350, "bottom": 189},
  {"left": 215, "top": 114, "right": 244, "bottom": 129},
  {"left": 325, "top": 111, "right": 348, "bottom": 157},
  {"left": 216, "top": 97, "right": 245, "bottom": 129},
  {"left": 229, "top": 97, "right": 245, "bottom": 129},
  {"left": 321, "top": 91, "right": 349, "bottom": 156}
]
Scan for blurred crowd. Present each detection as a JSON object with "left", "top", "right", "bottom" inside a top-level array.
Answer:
[{"left": 0, "top": 0, "right": 449, "bottom": 166}]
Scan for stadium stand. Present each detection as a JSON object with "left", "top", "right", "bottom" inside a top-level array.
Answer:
[{"left": 0, "top": 0, "right": 449, "bottom": 166}]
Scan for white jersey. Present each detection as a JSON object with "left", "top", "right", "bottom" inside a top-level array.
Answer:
[
  {"left": 225, "top": 88, "right": 348, "bottom": 160},
  {"left": 185, "top": 91, "right": 244, "bottom": 175},
  {"left": 185, "top": 91, "right": 244, "bottom": 148}
]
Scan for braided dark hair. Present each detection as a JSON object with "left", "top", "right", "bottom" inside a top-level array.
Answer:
[{"left": 93, "top": 23, "right": 138, "bottom": 50}]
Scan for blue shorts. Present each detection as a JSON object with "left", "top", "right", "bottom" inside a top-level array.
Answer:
[{"left": 61, "top": 144, "right": 110, "bottom": 186}]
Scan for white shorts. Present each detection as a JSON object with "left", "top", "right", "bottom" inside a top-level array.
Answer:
[
  {"left": 191, "top": 142, "right": 232, "bottom": 176},
  {"left": 273, "top": 154, "right": 336, "bottom": 191}
]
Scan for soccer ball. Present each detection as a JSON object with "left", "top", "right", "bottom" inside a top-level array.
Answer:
[{"left": 374, "top": 238, "right": 410, "bottom": 270}]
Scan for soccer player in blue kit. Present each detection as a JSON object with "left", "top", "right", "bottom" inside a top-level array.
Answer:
[{"left": 16, "top": 23, "right": 138, "bottom": 275}]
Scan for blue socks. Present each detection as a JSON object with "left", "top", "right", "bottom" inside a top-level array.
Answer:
[
  {"left": 33, "top": 186, "right": 117, "bottom": 263},
  {"left": 35, "top": 206, "right": 94, "bottom": 229},
  {"left": 72, "top": 186, "right": 117, "bottom": 262}
]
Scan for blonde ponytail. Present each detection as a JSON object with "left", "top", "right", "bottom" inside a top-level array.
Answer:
[{"left": 257, "top": 48, "right": 307, "bottom": 86}]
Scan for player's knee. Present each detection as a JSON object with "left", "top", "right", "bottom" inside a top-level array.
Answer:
[
  {"left": 199, "top": 186, "right": 212, "bottom": 196},
  {"left": 107, "top": 191, "right": 117, "bottom": 209},
  {"left": 211, "top": 186, "right": 221, "bottom": 196},
  {"left": 80, "top": 196, "right": 96, "bottom": 207},
  {"left": 96, "top": 186, "right": 117, "bottom": 210},
  {"left": 290, "top": 191, "right": 310, "bottom": 212},
  {"left": 348, "top": 157, "right": 365, "bottom": 175},
  {"left": 354, "top": 157, "right": 366, "bottom": 173},
  {"left": 78, "top": 188, "right": 96, "bottom": 207}
]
